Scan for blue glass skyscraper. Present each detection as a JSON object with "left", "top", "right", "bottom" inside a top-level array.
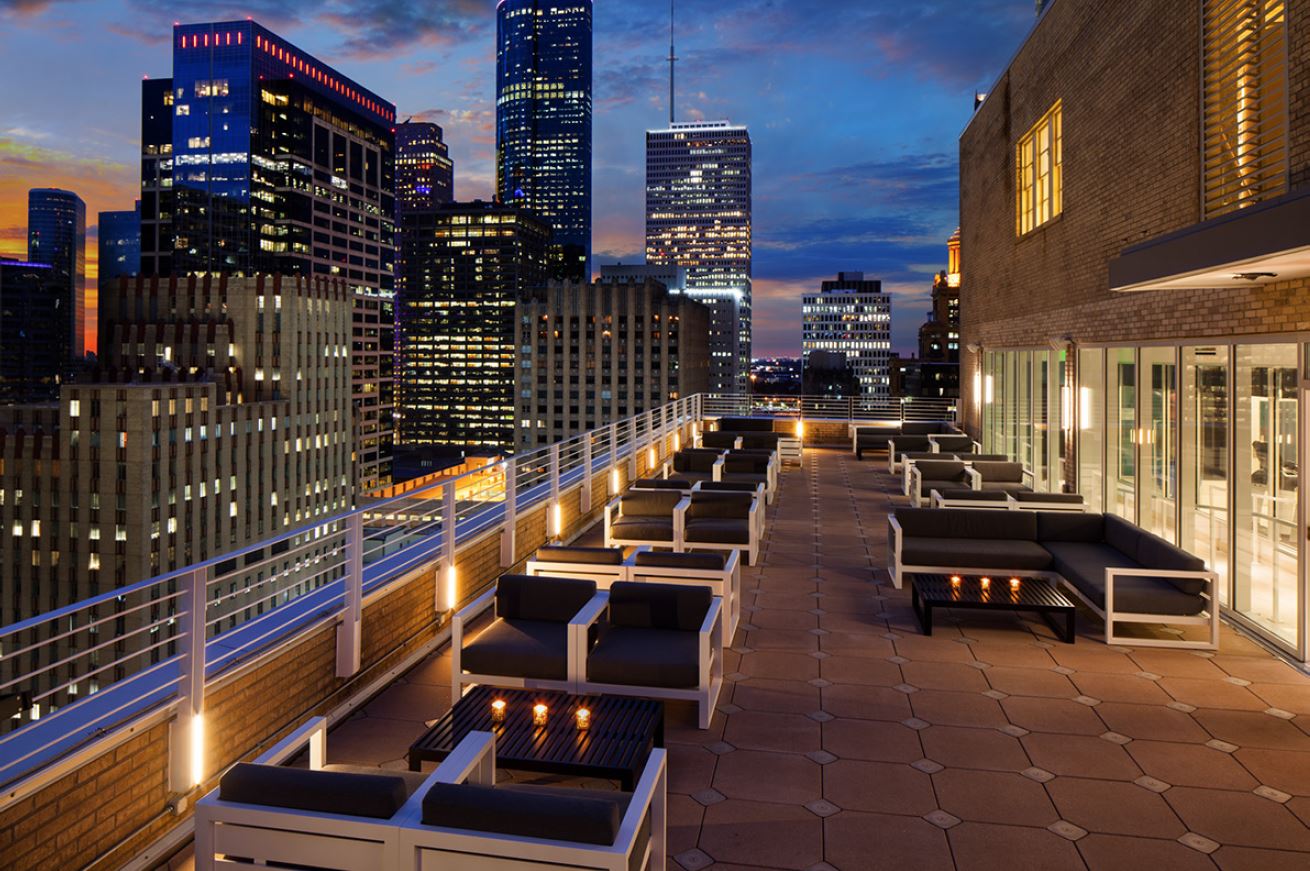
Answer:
[
  {"left": 98, "top": 204, "right": 140, "bottom": 282},
  {"left": 27, "top": 188, "right": 85, "bottom": 358},
  {"left": 496, "top": 0, "right": 592, "bottom": 280}
]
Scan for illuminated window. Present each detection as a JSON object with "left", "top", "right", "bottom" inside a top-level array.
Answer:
[
  {"left": 1202, "top": 0, "right": 1288, "bottom": 218},
  {"left": 1016, "top": 101, "right": 1062, "bottom": 236}
]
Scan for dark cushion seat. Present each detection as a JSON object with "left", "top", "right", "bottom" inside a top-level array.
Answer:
[
  {"left": 422, "top": 782, "right": 627, "bottom": 845},
  {"left": 921, "top": 478, "right": 972, "bottom": 493},
  {"left": 462, "top": 619, "right": 569, "bottom": 680},
  {"left": 219, "top": 763, "right": 409, "bottom": 819},
  {"left": 900, "top": 537, "right": 1053, "bottom": 570},
  {"left": 611, "top": 517, "right": 675, "bottom": 541},
  {"left": 720, "top": 472, "right": 768, "bottom": 488},
  {"left": 696, "top": 480, "right": 762, "bottom": 494},
  {"left": 685, "top": 518, "right": 750, "bottom": 544},
  {"left": 535, "top": 545, "right": 624, "bottom": 565},
  {"left": 633, "top": 477, "right": 692, "bottom": 490},
  {"left": 634, "top": 551, "right": 727, "bottom": 571},
  {"left": 1043, "top": 542, "right": 1205, "bottom": 615},
  {"left": 958, "top": 454, "right": 1011, "bottom": 462},
  {"left": 587, "top": 627, "right": 700, "bottom": 687},
  {"left": 902, "top": 452, "right": 943, "bottom": 463},
  {"left": 985, "top": 482, "right": 1033, "bottom": 493}
]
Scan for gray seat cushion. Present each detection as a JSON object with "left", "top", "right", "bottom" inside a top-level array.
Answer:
[
  {"left": 611, "top": 517, "right": 675, "bottom": 541},
  {"left": 219, "top": 763, "right": 408, "bottom": 819},
  {"left": 535, "top": 545, "right": 625, "bottom": 566},
  {"left": 900, "top": 537, "right": 1053, "bottom": 570},
  {"left": 609, "top": 581, "right": 712, "bottom": 630},
  {"left": 685, "top": 518, "right": 750, "bottom": 544},
  {"left": 422, "top": 782, "right": 626, "bottom": 845},
  {"left": 696, "top": 481, "right": 762, "bottom": 494},
  {"left": 720, "top": 472, "right": 768, "bottom": 487},
  {"left": 1043, "top": 542, "right": 1205, "bottom": 616},
  {"left": 496, "top": 574, "right": 597, "bottom": 622},
  {"left": 983, "top": 482, "right": 1032, "bottom": 493},
  {"left": 462, "top": 618, "right": 569, "bottom": 680},
  {"left": 634, "top": 551, "right": 727, "bottom": 571},
  {"left": 921, "top": 478, "right": 971, "bottom": 493},
  {"left": 587, "top": 626, "right": 701, "bottom": 688}
]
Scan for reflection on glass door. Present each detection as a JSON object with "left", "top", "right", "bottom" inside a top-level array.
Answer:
[
  {"left": 1078, "top": 348, "right": 1105, "bottom": 512},
  {"left": 1234, "top": 343, "right": 1299, "bottom": 645},
  {"left": 1141, "top": 348, "right": 1177, "bottom": 542},
  {"left": 1107, "top": 348, "right": 1137, "bottom": 521},
  {"left": 1035, "top": 354, "right": 1051, "bottom": 491},
  {"left": 1180, "top": 347, "right": 1230, "bottom": 605}
]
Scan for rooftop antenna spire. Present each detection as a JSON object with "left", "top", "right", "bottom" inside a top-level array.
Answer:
[{"left": 668, "top": 0, "right": 677, "bottom": 124}]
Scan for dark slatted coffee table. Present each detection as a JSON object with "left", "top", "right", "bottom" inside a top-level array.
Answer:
[
  {"left": 909, "top": 573, "right": 1077, "bottom": 643},
  {"left": 408, "top": 685, "right": 664, "bottom": 790}
]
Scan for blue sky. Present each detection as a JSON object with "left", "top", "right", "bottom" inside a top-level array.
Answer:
[{"left": 0, "top": 0, "right": 1035, "bottom": 355}]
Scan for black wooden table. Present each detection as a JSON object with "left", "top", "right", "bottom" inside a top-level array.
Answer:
[
  {"left": 909, "top": 573, "right": 1077, "bottom": 643},
  {"left": 407, "top": 685, "right": 664, "bottom": 790}
]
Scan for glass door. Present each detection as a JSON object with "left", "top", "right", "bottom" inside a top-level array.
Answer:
[
  {"left": 1078, "top": 348, "right": 1105, "bottom": 512},
  {"left": 1140, "top": 347, "right": 1178, "bottom": 542},
  {"left": 1180, "top": 346, "right": 1230, "bottom": 605},
  {"left": 1107, "top": 348, "right": 1137, "bottom": 522}
]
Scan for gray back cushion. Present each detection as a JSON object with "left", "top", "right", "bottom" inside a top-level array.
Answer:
[
  {"left": 915, "top": 460, "right": 967, "bottom": 480},
  {"left": 900, "top": 422, "right": 937, "bottom": 435},
  {"left": 608, "top": 581, "right": 712, "bottom": 631},
  {"left": 894, "top": 508, "right": 1038, "bottom": 541},
  {"left": 633, "top": 478, "right": 691, "bottom": 490},
  {"left": 972, "top": 461, "right": 1026, "bottom": 483},
  {"left": 496, "top": 574, "right": 597, "bottom": 623},
  {"left": 634, "top": 551, "right": 727, "bottom": 571},
  {"left": 621, "top": 490, "right": 683, "bottom": 517},
  {"left": 1103, "top": 515, "right": 1142, "bottom": 558},
  {"left": 687, "top": 492, "right": 753, "bottom": 519},
  {"left": 674, "top": 452, "right": 719, "bottom": 473},
  {"left": 700, "top": 431, "right": 738, "bottom": 448},
  {"left": 535, "top": 546, "right": 624, "bottom": 566},
  {"left": 422, "top": 782, "right": 622, "bottom": 845},
  {"left": 724, "top": 454, "right": 769, "bottom": 474},
  {"left": 1036, "top": 512, "right": 1105, "bottom": 542},
  {"left": 739, "top": 432, "right": 784, "bottom": 449},
  {"left": 220, "top": 763, "right": 408, "bottom": 819},
  {"left": 1136, "top": 530, "right": 1206, "bottom": 573}
]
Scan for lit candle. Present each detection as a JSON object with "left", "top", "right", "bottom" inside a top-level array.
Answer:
[
  {"left": 980, "top": 577, "right": 991, "bottom": 591},
  {"left": 490, "top": 699, "right": 506, "bottom": 724},
  {"left": 533, "top": 703, "right": 548, "bottom": 727},
  {"left": 575, "top": 707, "right": 591, "bottom": 731},
  {"left": 950, "top": 575, "right": 962, "bottom": 587},
  {"left": 1009, "top": 577, "right": 1021, "bottom": 591}
]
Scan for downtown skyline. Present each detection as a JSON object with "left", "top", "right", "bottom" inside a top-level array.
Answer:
[{"left": 0, "top": 0, "right": 1036, "bottom": 355}]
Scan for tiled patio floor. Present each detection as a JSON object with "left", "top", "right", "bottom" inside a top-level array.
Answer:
[{"left": 181, "top": 448, "right": 1310, "bottom": 870}]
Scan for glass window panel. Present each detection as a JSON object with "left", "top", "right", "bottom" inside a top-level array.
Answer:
[
  {"left": 1141, "top": 347, "right": 1178, "bottom": 542},
  {"left": 1180, "top": 346, "right": 1230, "bottom": 606},
  {"left": 1078, "top": 348, "right": 1105, "bottom": 513},
  {"left": 1107, "top": 348, "right": 1137, "bottom": 522}
]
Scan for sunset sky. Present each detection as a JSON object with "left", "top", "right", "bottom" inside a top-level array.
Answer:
[{"left": 0, "top": 0, "right": 1035, "bottom": 356}]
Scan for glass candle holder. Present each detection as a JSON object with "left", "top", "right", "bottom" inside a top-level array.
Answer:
[
  {"left": 575, "top": 707, "right": 591, "bottom": 731},
  {"left": 949, "top": 575, "right": 962, "bottom": 587},
  {"left": 980, "top": 577, "right": 992, "bottom": 591},
  {"left": 533, "top": 703, "right": 548, "bottom": 727},
  {"left": 490, "top": 699, "right": 506, "bottom": 724},
  {"left": 1009, "top": 577, "right": 1021, "bottom": 591}
]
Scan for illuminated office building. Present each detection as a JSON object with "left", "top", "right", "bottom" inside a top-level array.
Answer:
[
  {"left": 0, "top": 260, "right": 73, "bottom": 404},
  {"left": 139, "top": 77, "right": 174, "bottom": 278},
  {"left": 398, "top": 202, "right": 550, "bottom": 449},
  {"left": 495, "top": 0, "right": 592, "bottom": 280},
  {"left": 396, "top": 122, "right": 454, "bottom": 213},
  {"left": 140, "top": 20, "right": 398, "bottom": 490},
  {"left": 97, "top": 204, "right": 141, "bottom": 282},
  {"left": 26, "top": 188, "right": 85, "bottom": 360},
  {"left": 646, "top": 120, "right": 752, "bottom": 393},
  {"left": 802, "top": 273, "right": 892, "bottom": 400}
]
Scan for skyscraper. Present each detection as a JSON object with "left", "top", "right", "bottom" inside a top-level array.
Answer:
[
  {"left": 0, "top": 260, "right": 73, "bottom": 403},
  {"left": 27, "top": 188, "right": 85, "bottom": 359},
  {"left": 139, "top": 77, "right": 174, "bottom": 278},
  {"left": 145, "top": 20, "right": 398, "bottom": 491},
  {"left": 97, "top": 204, "right": 140, "bottom": 282},
  {"left": 496, "top": 0, "right": 592, "bottom": 280},
  {"left": 397, "top": 202, "right": 550, "bottom": 449},
  {"left": 646, "top": 120, "right": 752, "bottom": 393},
  {"left": 396, "top": 122, "right": 454, "bottom": 213},
  {"left": 801, "top": 273, "right": 892, "bottom": 400}
]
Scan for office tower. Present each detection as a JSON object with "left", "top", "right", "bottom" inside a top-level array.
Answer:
[
  {"left": 801, "top": 273, "right": 892, "bottom": 400},
  {"left": 0, "top": 274, "right": 353, "bottom": 632},
  {"left": 26, "top": 188, "right": 85, "bottom": 359},
  {"left": 97, "top": 204, "right": 141, "bottom": 282},
  {"left": 887, "top": 232, "right": 962, "bottom": 399},
  {"left": 645, "top": 120, "right": 752, "bottom": 393},
  {"left": 396, "top": 122, "right": 454, "bottom": 213},
  {"left": 145, "top": 21, "right": 398, "bottom": 491},
  {"left": 398, "top": 202, "right": 550, "bottom": 449},
  {"left": 139, "top": 77, "right": 174, "bottom": 277},
  {"left": 514, "top": 278, "right": 710, "bottom": 449},
  {"left": 496, "top": 0, "right": 592, "bottom": 280},
  {"left": 0, "top": 260, "right": 73, "bottom": 403},
  {"left": 598, "top": 263, "right": 687, "bottom": 293}
]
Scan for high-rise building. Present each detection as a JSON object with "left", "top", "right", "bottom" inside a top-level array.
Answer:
[
  {"left": 888, "top": 232, "right": 961, "bottom": 399},
  {"left": 646, "top": 120, "right": 752, "bottom": 393},
  {"left": 26, "top": 188, "right": 85, "bottom": 359},
  {"left": 598, "top": 263, "right": 687, "bottom": 293},
  {"left": 801, "top": 273, "right": 892, "bottom": 400},
  {"left": 97, "top": 204, "right": 141, "bottom": 282},
  {"left": 514, "top": 278, "right": 710, "bottom": 449},
  {"left": 396, "top": 122, "right": 454, "bottom": 213},
  {"left": 496, "top": 0, "right": 592, "bottom": 280},
  {"left": 397, "top": 202, "right": 550, "bottom": 450},
  {"left": 139, "top": 77, "right": 174, "bottom": 278},
  {"left": 142, "top": 20, "right": 398, "bottom": 491},
  {"left": 0, "top": 260, "right": 74, "bottom": 403}
]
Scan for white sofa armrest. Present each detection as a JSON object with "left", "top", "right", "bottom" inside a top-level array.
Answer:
[
  {"left": 699, "top": 597, "right": 725, "bottom": 687},
  {"left": 432, "top": 731, "right": 498, "bottom": 786},
  {"left": 673, "top": 495, "right": 692, "bottom": 550},
  {"left": 254, "top": 716, "right": 328, "bottom": 768},
  {"left": 712, "top": 455, "right": 725, "bottom": 482},
  {"left": 569, "top": 591, "right": 611, "bottom": 688},
  {"left": 888, "top": 515, "right": 904, "bottom": 589},
  {"left": 909, "top": 465, "right": 923, "bottom": 507},
  {"left": 604, "top": 495, "right": 623, "bottom": 547},
  {"left": 1022, "top": 468, "right": 1036, "bottom": 488},
  {"left": 965, "top": 467, "right": 982, "bottom": 490},
  {"left": 452, "top": 587, "right": 497, "bottom": 697}
]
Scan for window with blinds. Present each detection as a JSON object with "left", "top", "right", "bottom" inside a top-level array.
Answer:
[
  {"left": 1016, "top": 101, "right": 1063, "bottom": 236},
  {"left": 1202, "top": 0, "right": 1288, "bottom": 218}
]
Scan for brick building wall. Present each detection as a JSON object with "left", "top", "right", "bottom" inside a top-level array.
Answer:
[{"left": 959, "top": 0, "right": 1309, "bottom": 435}]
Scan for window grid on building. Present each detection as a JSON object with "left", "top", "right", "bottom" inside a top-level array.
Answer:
[{"left": 1016, "top": 101, "right": 1062, "bottom": 236}]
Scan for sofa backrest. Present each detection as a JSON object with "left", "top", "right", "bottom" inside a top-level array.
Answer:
[
  {"left": 720, "top": 417, "right": 777, "bottom": 433},
  {"left": 674, "top": 451, "right": 720, "bottom": 473},
  {"left": 914, "top": 460, "right": 968, "bottom": 481},
  {"left": 496, "top": 574, "right": 597, "bottom": 623},
  {"left": 633, "top": 477, "right": 691, "bottom": 490},
  {"left": 738, "top": 432, "right": 784, "bottom": 449},
  {"left": 1035, "top": 512, "right": 1105, "bottom": 542},
  {"left": 687, "top": 491, "right": 753, "bottom": 519},
  {"left": 421, "top": 782, "right": 623, "bottom": 845},
  {"left": 219, "top": 763, "right": 409, "bottom": 819},
  {"left": 901, "top": 421, "right": 955, "bottom": 435},
  {"left": 1103, "top": 515, "right": 1206, "bottom": 572},
  {"left": 634, "top": 550, "right": 727, "bottom": 571},
  {"left": 894, "top": 507, "right": 1038, "bottom": 541},
  {"left": 724, "top": 454, "right": 769, "bottom": 474},
  {"left": 608, "top": 581, "right": 712, "bottom": 630},
  {"left": 932, "top": 435, "right": 975, "bottom": 451},
  {"left": 972, "top": 461, "right": 1026, "bottom": 483},
  {"left": 892, "top": 435, "right": 934, "bottom": 452},
  {"left": 700, "top": 431, "right": 739, "bottom": 448},
  {"left": 534, "top": 545, "right": 625, "bottom": 566},
  {"left": 620, "top": 490, "right": 683, "bottom": 517}
]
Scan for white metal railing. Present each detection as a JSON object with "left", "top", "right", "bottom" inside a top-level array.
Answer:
[
  {"left": 0, "top": 391, "right": 941, "bottom": 795},
  {"left": 701, "top": 393, "right": 958, "bottom": 422}
]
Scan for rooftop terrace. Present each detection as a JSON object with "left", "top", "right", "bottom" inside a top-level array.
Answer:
[{"left": 168, "top": 446, "right": 1310, "bottom": 870}]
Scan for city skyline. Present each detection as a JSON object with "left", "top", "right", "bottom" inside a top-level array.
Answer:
[{"left": 0, "top": 0, "right": 1036, "bottom": 355}]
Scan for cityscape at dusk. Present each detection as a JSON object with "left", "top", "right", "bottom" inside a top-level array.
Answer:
[{"left": 3, "top": 2, "right": 1310, "bottom": 870}]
